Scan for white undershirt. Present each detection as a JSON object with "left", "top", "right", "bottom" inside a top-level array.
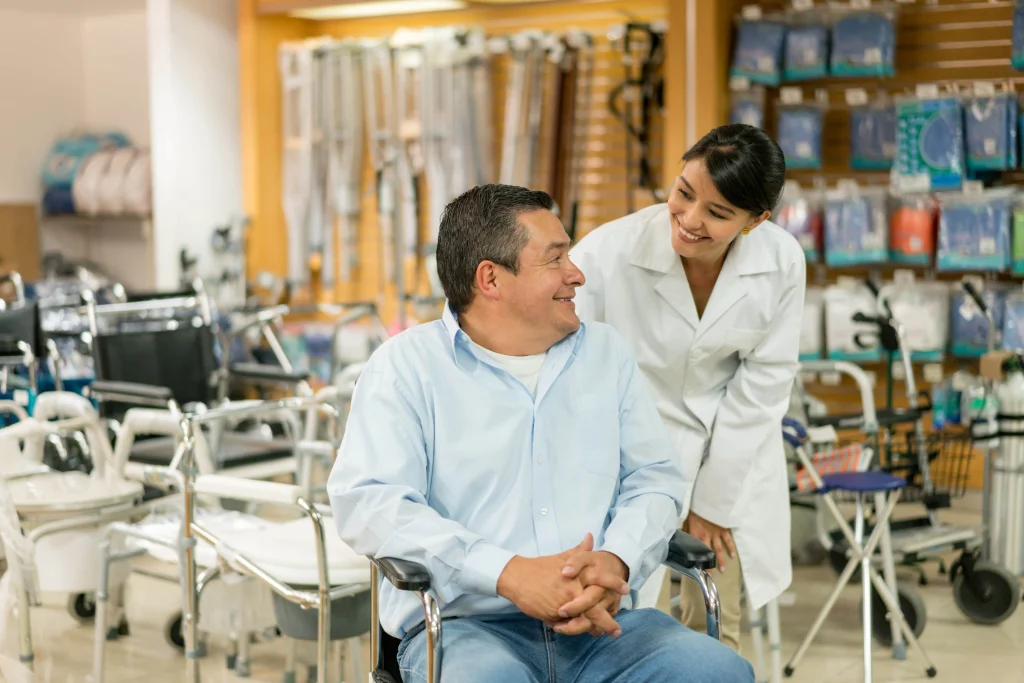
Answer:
[{"left": 470, "top": 340, "right": 547, "bottom": 396}]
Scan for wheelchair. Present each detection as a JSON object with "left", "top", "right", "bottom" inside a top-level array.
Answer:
[{"left": 367, "top": 531, "right": 722, "bottom": 683}]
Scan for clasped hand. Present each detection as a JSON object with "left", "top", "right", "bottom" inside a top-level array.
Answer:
[{"left": 496, "top": 533, "right": 630, "bottom": 639}]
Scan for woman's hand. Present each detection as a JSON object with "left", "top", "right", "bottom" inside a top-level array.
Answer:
[{"left": 683, "top": 511, "right": 736, "bottom": 572}]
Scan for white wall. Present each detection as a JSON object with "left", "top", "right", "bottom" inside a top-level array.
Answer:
[
  {"left": 0, "top": 11, "right": 85, "bottom": 202},
  {"left": 148, "top": 0, "right": 242, "bottom": 292},
  {"left": 82, "top": 10, "right": 151, "bottom": 146}
]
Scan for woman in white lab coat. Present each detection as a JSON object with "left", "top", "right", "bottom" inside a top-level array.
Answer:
[{"left": 570, "top": 123, "right": 805, "bottom": 653}]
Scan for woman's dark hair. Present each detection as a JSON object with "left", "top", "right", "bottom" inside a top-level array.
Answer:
[{"left": 681, "top": 123, "right": 787, "bottom": 216}]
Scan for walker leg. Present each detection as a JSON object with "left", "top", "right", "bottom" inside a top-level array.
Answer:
[
  {"left": 17, "top": 570, "right": 33, "bottom": 670},
  {"left": 748, "top": 600, "right": 768, "bottom": 683},
  {"left": 875, "top": 491, "right": 905, "bottom": 659},
  {"left": 857, "top": 495, "right": 872, "bottom": 683},
  {"left": 93, "top": 538, "right": 111, "bottom": 683},
  {"left": 866, "top": 568, "right": 937, "bottom": 677},
  {"left": 767, "top": 598, "right": 783, "bottom": 683}
]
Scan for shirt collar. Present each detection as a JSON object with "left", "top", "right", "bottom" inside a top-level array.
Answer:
[{"left": 440, "top": 300, "right": 586, "bottom": 368}]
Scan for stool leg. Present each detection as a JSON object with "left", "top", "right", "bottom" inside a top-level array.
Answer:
[
  {"left": 866, "top": 567, "right": 937, "bottom": 677},
  {"left": 857, "top": 495, "right": 872, "bottom": 683},
  {"left": 875, "top": 491, "right": 905, "bottom": 660}
]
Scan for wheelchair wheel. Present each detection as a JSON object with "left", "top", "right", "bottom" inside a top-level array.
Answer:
[
  {"left": 868, "top": 582, "right": 926, "bottom": 647},
  {"left": 952, "top": 560, "right": 1022, "bottom": 625},
  {"left": 68, "top": 593, "right": 96, "bottom": 623},
  {"left": 166, "top": 612, "right": 185, "bottom": 650}
]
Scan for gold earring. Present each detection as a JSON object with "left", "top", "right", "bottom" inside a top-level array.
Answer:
[{"left": 741, "top": 227, "right": 751, "bottom": 235}]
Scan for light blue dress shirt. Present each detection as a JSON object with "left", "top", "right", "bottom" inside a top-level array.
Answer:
[{"left": 327, "top": 304, "right": 687, "bottom": 638}]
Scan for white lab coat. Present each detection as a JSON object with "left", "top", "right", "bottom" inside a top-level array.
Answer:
[{"left": 570, "top": 203, "right": 806, "bottom": 610}]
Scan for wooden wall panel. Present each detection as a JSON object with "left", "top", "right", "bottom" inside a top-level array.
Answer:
[
  {"left": 241, "top": 0, "right": 666, "bottom": 321},
  {"left": 0, "top": 205, "right": 41, "bottom": 282}
]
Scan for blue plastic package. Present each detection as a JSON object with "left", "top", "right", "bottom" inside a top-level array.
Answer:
[
  {"left": 936, "top": 188, "right": 1013, "bottom": 271},
  {"left": 893, "top": 95, "right": 965, "bottom": 193},
  {"left": 951, "top": 287, "right": 1006, "bottom": 357},
  {"left": 729, "top": 87, "right": 766, "bottom": 128},
  {"left": 776, "top": 184, "right": 823, "bottom": 261},
  {"left": 824, "top": 186, "right": 888, "bottom": 266},
  {"left": 730, "top": 19, "right": 787, "bottom": 86},
  {"left": 784, "top": 20, "right": 829, "bottom": 81},
  {"left": 1001, "top": 293, "right": 1024, "bottom": 351},
  {"left": 778, "top": 105, "right": 824, "bottom": 169},
  {"left": 830, "top": 9, "right": 896, "bottom": 78},
  {"left": 1013, "top": 2, "right": 1024, "bottom": 71},
  {"left": 850, "top": 103, "right": 896, "bottom": 170},
  {"left": 965, "top": 93, "right": 1017, "bottom": 171}
]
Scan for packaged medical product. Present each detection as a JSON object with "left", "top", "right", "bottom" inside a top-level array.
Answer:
[
  {"left": 885, "top": 278, "right": 950, "bottom": 362},
  {"left": 965, "top": 89, "right": 1018, "bottom": 171},
  {"left": 783, "top": 8, "right": 830, "bottom": 81},
  {"left": 730, "top": 15, "right": 787, "bottom": 87},
  {"left": 936, "top": 187, "right": 1013, "bottom": 272},
  {"left": 889, "top": 193, "right": 937, "bottom": 265},
  {"left": 776, "top": 181, "right": 823, "bottom": 261},
  {"left": 893, "top": 93, "right": 965, "bottom": 194},
  {"left": 850, "top": 100, "right": 896, "bottom": 170},
  {"left": 729, "top": 85, "right": 767, "bottom": 128},
  {"left": 950, "top": 283, "right": 1005, "bottom": 357},
  {"left": 778, "top": 103, "right": 825, "bottom": 170},
  {"left": 801, "top": 287, "right": 824, "bottom": 361},
  {"left": 829, "top": 5, "right": 896, "bottom": 78},
  {"left": 824, "top": 281, "right": 882, "bottom": 362},
  {"left": 824, "top": 184, "right": 888, "bottom": 266}
]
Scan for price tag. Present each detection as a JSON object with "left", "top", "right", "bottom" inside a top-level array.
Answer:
[
  {"left": 894, "top": 269, "right": 916, "bottom": 286},
  {"left": 13, "top": 390, "right": 28, "bottom": 407},
  {"left": 800, "top": 371, "right": 818, "bottom": 384},
  {"left": 893, "top": 363, "right": 907, "bottom": 380},
  {"left": 796, "top": 141, "right": 812, "bottom": 157},
  {"left": 974, "top": 81, "right": 996, "bottom": 97},
  {"left": 923, "top": 363, "right": 944, "bottom": 383},
  {"left": 792, "top": 0, "right": 814, "bottom": 10},
  {"left": 729, "top": 75, "right": 751, "bottom": 92},
  {"left": 980, "top": 237, "right": 996, "bottom": 255},
  {"left": 845, "top": 88, "right": 869, "bottom": 107},
  {"left": 916, "top": 83, "right": 940, "bottom": 99},
  {"left": 780, "top": 87, "right": 804, "bottom": 105},
  {"left": 852, "top": 0, "right": 872, "bottom": 7},
  {"left": 964, "top": 180, "right": 985, "bottom": 196},
  {"left": 741, "top": 4, "right": 764, "bottom": 20},
  {"left": 864, "top": 47, "right": 882, "bottom": 65},
  {"left": 837, "top": 178, "right": 860, "bottom": 193},
  {"left": 820, "top": 371, "right": 841, "bottom": 386},
  {"left": 838, "top": 275, "right": 861, "bottom": 288}
]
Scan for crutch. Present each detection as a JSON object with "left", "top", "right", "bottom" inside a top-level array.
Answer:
[
  {"left": 279, "top": 42, "right": 315, "bottom": 286},
  {"left": 322, "top": 40, "right": 364, "bottom": 285}
]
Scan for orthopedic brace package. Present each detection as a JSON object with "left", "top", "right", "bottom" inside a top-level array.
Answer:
[
  {"left": 777, "top": 102, "right": 825, "bottom": 170},
  {"left": 829, "top": 3, "right": 896, "bottom": 78},
  {"left": 783, "top": 7, "right": 830, "bottom": 81},
  {"left": 964, "top": 88, "right": 1018, "bottom": 172},
  {"left": 1013, "top": 1, "right": 1024, "bottom": 71},
  {"left": 824, "top": 183, "right": 889, "bottom": 266},
  {"left": 824, "top": 281, "right": 882, "bottom": 362},
  {"left": 936, "top": 186, "right": 1013, "bottom": 272},
  {"left": 892, "top": 92, "right": 966, "bottom": 194},
  {"left": 775, "top": 180, "right": 824, "bottom": 261},
  {"left": 730, "top": 10, "right": 787, "bottom": 86},
  {"left": 885, "top": 277, "right": 950, "bottom": 362},
  {"left": 1002, "top": 289, "right": 1024, "bottom": 352},
  {"left": 801, "top": 287, "right": 825, "bottom": 361},
  {"left": 729, "top": 85, "right": 767, "bottom": 128},
  {"left": 1013, "top": 194, "right": 1024, "bottom": 275},
  {"left": 850, "top": 98, "right": 896, "bottom": 170},
  {"left": 889, "top": 193, "right": 937, "bottom": 265},
  {"left": 951, "top": 282, "right": 1006, "bottom": 357}
]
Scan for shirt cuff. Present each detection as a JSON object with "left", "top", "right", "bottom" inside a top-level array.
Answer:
[
  {"left": 596, "top": 538, "right": 645, "bottom": 590},
  {"left": 458, "top": 542, "right": 517, "bottom": 596}
]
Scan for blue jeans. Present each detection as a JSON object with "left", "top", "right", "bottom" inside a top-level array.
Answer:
[{"left": 397, "top": 608, "right": 754, "bottom": 683}]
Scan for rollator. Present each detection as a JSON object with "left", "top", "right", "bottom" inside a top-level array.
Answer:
[
  {"left": 782, "top": 360, "right": 937, "bottom": 683},
  {"left": 367, "top": 537, "right": 723, "bottom": 682},
  {"left": 0, "top": 391, "right": 154, "bottom": 672}
]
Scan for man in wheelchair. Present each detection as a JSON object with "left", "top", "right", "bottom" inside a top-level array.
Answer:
[{"left": 328, "top": 184, "right": 754, "bottom": 682}]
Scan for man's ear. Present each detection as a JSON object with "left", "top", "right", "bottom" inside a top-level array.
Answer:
[{"left": 474, "top": 261, "right": 501, "bottom": 303}]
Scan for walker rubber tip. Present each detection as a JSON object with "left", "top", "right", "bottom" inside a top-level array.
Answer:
[
  {"left": 927, "top": 667, "right": 938, "bottom": 678},
  {"left": 784, "top": 666, "right": 795, "bottom": 677}
]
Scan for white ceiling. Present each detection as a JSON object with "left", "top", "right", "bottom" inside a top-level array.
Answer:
[{"left": 0, "top": 0, "right": 145, "bottom": 15}]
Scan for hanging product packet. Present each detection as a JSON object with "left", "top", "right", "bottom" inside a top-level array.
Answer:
[
  {"left": 964, "top": 86, "right": 1018, "bottom": 171},
  {"left": 775, "top": 180, "right": 823, "bottom": 261},
  {"left": 829, "top": 2, "right": 896, "bottom": 78},
  {"left": 801, "top": 287, "right": 825, "bottom": 361},
  {"left": 1001, "top": 289, "right": 1024, "bottom": 351},
  {"left": 1013, "top": 1, "right": 1024, "bottom": 71},
  {"left": 889, "top": 193, "right": 937, "bottom": 265},
  {"left": 885, "top": 277, "right": 950, "bottom": 362},
  {"left": 824, "top": 281, "right": 882, "bottom": 362},
  {"left": 730, "top": 9, "right": 787, "bottom": 87},
  {"left": 783, "top": 6, "right": 830, "bottom": 81},
  {"left": 892, "top": 90, "right": 966, "bottom": 194},
  {"left": 1012, "top": 193, "right": 1024, "bottom": 275},
  {"left": 824, "top": 183, "right": 889, "bottom": 266},
  {"left": 936, "top": 185, "right": 1013, "bottom": 272},
  {"left": 849, "top": 96, "right": 896, "bottom": 170},
  {"left": 950, "top": 283, "right": 1005, "bottom": 357},
  {"left": 729, "top": 84, "right": 767, "bottom": 128},
  {"left": 777, "top": 101, "right": 826, "bottom": 169}
]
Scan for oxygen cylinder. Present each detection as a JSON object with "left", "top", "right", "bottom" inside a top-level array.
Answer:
[{"left": 994, "top": 355, "right": 1024, "bottom": 575}]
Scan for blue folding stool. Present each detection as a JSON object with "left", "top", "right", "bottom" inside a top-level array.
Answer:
[{"left": 781, "top": 417, "right": 938, "bottom": 682}]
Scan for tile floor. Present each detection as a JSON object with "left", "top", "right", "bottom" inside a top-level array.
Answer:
[{"left": 5, "top": 493, "right": 1024, "bottom": 683}]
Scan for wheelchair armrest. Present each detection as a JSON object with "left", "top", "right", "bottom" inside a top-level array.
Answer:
[
  {"left": 228, "top": 362, "right": 310, "bottom": 384},
  {"left": 664, "top": 530, "right": 717, "bottom": 572},
  {"left": 88, "top": 380, "right": 174, "bottom": 403},
  {"left": 372, "top": 557, "right": 432, "bottom": 593}
]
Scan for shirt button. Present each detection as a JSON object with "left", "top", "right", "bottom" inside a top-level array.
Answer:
[{"left": 540, "top": 508, "right": 548, "bottom": 516}]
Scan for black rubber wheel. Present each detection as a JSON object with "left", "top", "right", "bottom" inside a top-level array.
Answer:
[
  {"left": 68, "top": 593, "right": 96, "bottom": 622},
  {"left": 868, "top": 582, "right": 927, "bottom": 647},
  {"left": 166, "top": 613, "right": 185, "bottom": 650},
  {"left": 952, "top": 560, "right": 1022, "bottom": 625}
]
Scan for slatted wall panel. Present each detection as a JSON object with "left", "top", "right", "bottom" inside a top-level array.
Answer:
[
  {"left": 260, "top": 1, "right": 666, "bottom": 312},
  {"left": 731, "top": 0, "right": 1023, "bottom": 488}
]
